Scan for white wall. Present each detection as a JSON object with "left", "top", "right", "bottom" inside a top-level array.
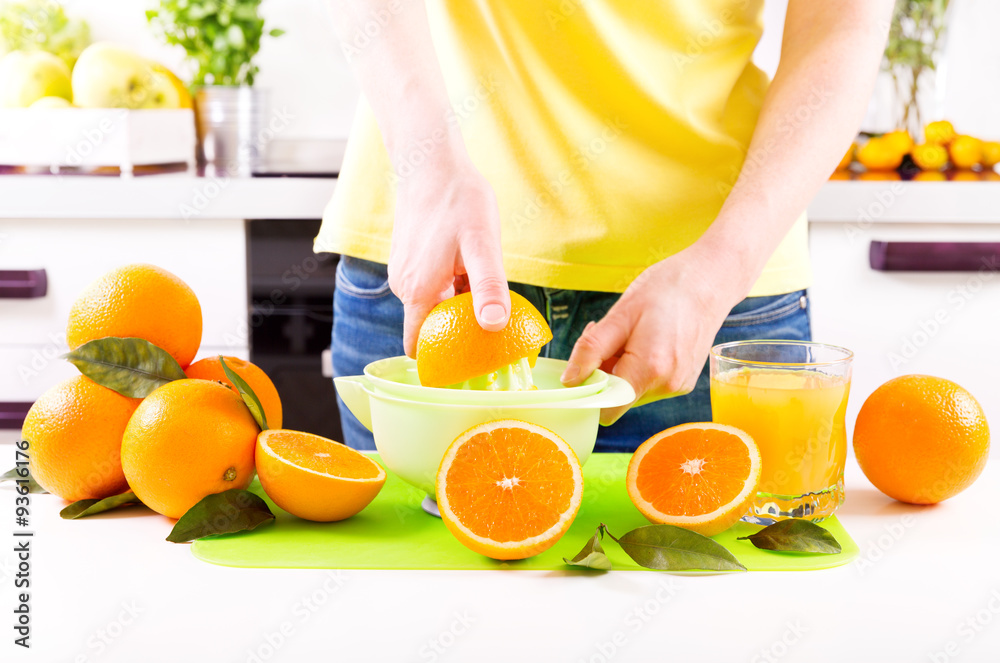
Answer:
[{"left": 61, "top": 0, "right": 998, "bottom": 141}]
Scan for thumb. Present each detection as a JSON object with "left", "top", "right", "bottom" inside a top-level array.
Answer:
[
  {"left": 462, "top": 236, "right": 510, "bottom": 332},
  {"left": 599, "top": 351, "right": 652, "bottom": 425},
  {"left": 562, "top": 315, "right": 630, "bottom": 386}
]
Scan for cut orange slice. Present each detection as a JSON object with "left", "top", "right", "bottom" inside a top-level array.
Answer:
[
  {"left": 436, "top": 420, "right": 584, "bottom": 560},
  {"left": 256, "top": 430, "right": 386, "bottom": 522},
  {"left": 626, "top": 423, "right": 762, "bottom": 536}
]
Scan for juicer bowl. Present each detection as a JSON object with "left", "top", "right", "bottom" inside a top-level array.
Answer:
[{"left": 334, "top": 356, "right": 635, "bottom": 500}]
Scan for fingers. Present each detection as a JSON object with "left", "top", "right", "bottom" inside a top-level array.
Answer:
[
  {"left": 562, "top": 316, "right": 630, "bottom": 386},
  {"left": 401, "top": 299, "right": 437, "bottom": 359},
  {"left": 461, "top": 235, "right": 510, "bottom": 332},
  {"left": 600, "top": 344, "right": 700, "bottom": 425},
  {"left": 400, "top": 282, "right": 455, "bottom": 358}
]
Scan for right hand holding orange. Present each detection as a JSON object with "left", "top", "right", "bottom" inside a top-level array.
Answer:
[{"left": 387, "top": 150, "right": 511, "bottom": 356}]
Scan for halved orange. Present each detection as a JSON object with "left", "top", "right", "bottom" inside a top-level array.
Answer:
[
  {"left": 436, "top": 420, "right": 584, "bottom": 560},
  {"left": 626, "top": 423, "right": 762, "bottom": 536},
  {"left": 416, "top": 292, "right": 552, "bottom": 388},
  {"left": 256, "top": 430, "right": 386, "bottom": 522}
]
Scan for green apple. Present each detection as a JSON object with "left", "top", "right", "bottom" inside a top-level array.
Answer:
[
  {"left": 72, "top": 42, "right": 181, "bottom": 110},
  {"left": 30, "top": 96, "right": 74, "bottom": 109},
  {"left": 0, "top": 50, "right": 73, "bottom": 108}
]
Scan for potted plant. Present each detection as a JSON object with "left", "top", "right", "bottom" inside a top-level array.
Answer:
[
  {"left": 882, "top": 0, "right": 951, "bottom": 136},
  {"left": 146, "top": 0, "right": 284, "bottom": 173}
]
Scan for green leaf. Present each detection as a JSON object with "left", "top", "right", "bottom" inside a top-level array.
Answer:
[
  {"left": 606, "top": 524, "right": 746, "bottom": 572},
  {"left": 167, "top": 489, "right": 274, "bottom": 543},
  {"left": 268, "top": 28, "right": 285, "bottom": 37},
  {"left": 563, "top": 528, "right": 612, "bottom": 570},
  {"left": 737, "top": 519, "right": 842, "bottom": 554},
  {"left": 60, "top": 491, "right": 141, "bottom": 519},
  {"left": 0, "top": 466, "right": 48, "bottom": 494},
  {"left": 219, "top": 356, "right": 268, "bottom": 430},
  {"left": 63, "top": 337, "right": 186, "bottom": 398}
]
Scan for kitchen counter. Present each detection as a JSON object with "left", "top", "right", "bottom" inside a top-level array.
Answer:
[
  {"left": 811, "top": 180, "right": 1000, "bottom": 223},
  {"left": 0, "top": 139, "right": 342, "bottom": 221},
  {"left": 0, "top": 173, "right": 338, "bottom": 221},
  {"left": 2, "top": 460, "right": 998, "bottom": 662},
  {"left": 1, "top": 166, "right": 998, "bottom": 223}
]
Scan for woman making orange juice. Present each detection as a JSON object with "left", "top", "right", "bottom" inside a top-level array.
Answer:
[{"left": 318, "top": 0, "right": 893, "bottom": 454}]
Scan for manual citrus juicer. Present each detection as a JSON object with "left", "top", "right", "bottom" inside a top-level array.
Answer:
[{"left": 335, "top": 356, "right": 635, "bottom": 516}]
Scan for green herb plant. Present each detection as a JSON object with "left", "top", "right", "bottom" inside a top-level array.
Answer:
[
  {"left": 0, "top": 0, "right": 91, "bottom": 68},
  {"left": 146, "top": 0, "right": 284, "bottom": 87},
  {"left": 883, "top": 0, "right": 951, "bottom": 135}
]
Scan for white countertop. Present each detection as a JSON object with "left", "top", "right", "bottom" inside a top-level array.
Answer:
[
  {"left": 0, "top": 173, "right": 338, "bottom": 221},
  {"left": 2, "top": 459, "right": 997, "bottom": 662},
  {"left": 1, "top": 172, "right": 999, "bottom": 223},
  {"left": 809, "top": 181, "right": 1000, "bottom": 224}
]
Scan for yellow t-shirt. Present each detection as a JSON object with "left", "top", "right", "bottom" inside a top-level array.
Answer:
[{"left": 315, "top": 0, "right": 810, "bottom": 296}]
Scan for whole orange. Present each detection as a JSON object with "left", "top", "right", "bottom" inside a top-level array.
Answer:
[
  {"left": 981, "top": 141, "right": 1000, "bottom": 169},
  {"left": 856, "top": 137, "right": 904, "bottom": 171},
  {"left": 416, "top": 291, "right": 552, "bottom": 388},
  {"left": 185, "top": 356, "right": 283, "bottom": 429},
  {"left": 22, "top": 376, "right": 140, "bottom": 501},
  {"left": 924, "top": 120, "right": 956, "bottom": 146},
  {"left": 853, "top": 375, "right": 989, "bottom": 504},
  {"left": 949, "top": 136, "right": 983, "bottom": 170},
  {"left": 121, "top": 379, "right": 259, "bottom": 519},
  {"left": 66, "top": 264, "right": 202, "bottom": 368}
]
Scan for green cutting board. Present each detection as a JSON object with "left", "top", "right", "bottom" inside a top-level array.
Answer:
[{"left": 192, "top": 454, "right": 858, "bottom": 572}]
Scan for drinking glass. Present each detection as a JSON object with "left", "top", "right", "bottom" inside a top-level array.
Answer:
[{"left": 709, "top": 341, "right": 853, "bottom": 524}]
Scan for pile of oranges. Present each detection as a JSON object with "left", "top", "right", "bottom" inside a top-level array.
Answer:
[
  {"left": 835, "top": 120, "right": 1000, "bottom": 181},
  {"left": 23, "top": 263, "right": 384, "bottom": 524}
]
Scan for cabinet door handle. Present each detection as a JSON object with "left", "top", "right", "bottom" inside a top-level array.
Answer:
[
  {"left": 0, "top": 402, "right": 32, "bottom": 430},
  {"left": 869, "top": 241, "right": 1000, "bottom": 272},
  {"left": 0, "top": 269, "right": 47, "bottom": 298}
]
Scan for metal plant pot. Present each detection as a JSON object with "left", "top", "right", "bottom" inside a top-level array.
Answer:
[{"left": 194, "top": 86, "right": 270, "bottom": 174}]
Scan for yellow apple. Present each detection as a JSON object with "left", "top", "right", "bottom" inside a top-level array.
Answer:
[
  {"left": 72, "top": 42, "right": 182, "bottom": 110},
  {"left": 152, "top": 64, "right": 193, "bottom": 109},
  {"left": 30, "top": 96, "right": 74, "bottom": 109},
  {"left": 0, "top": 50, "right": 73, "bottom": 108}
]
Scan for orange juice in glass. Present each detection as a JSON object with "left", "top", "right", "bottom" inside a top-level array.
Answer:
[{"left": 709, "top": 341, "right": 852, "bottom": 524}]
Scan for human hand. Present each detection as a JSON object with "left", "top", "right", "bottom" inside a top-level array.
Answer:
[
  {"left": 561, "top": 243, "right": 749, "bottom": 425},
  {"left": 388, "top": 149, "right": 511, "bottom": 357}
]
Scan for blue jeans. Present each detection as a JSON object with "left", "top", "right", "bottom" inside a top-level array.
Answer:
[{"left": 332, "top": 256, "right": 811, "bottom": 453}]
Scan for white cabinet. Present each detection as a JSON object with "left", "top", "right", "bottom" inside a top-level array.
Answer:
[
  {"left": 0, "top": 217, "right": 248, "bottom": 439},
  {"left": 809, "top": 220, "right": 1000, "bottom": 433}
]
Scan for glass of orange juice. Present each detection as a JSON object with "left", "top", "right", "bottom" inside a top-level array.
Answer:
[{"left": 709, "top": 341, "right": 853, "bottom": 524}]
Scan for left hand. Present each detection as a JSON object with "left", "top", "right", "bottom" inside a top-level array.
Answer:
[{"left": 560, "top": 243, "right": 748, "bottom": 425}]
